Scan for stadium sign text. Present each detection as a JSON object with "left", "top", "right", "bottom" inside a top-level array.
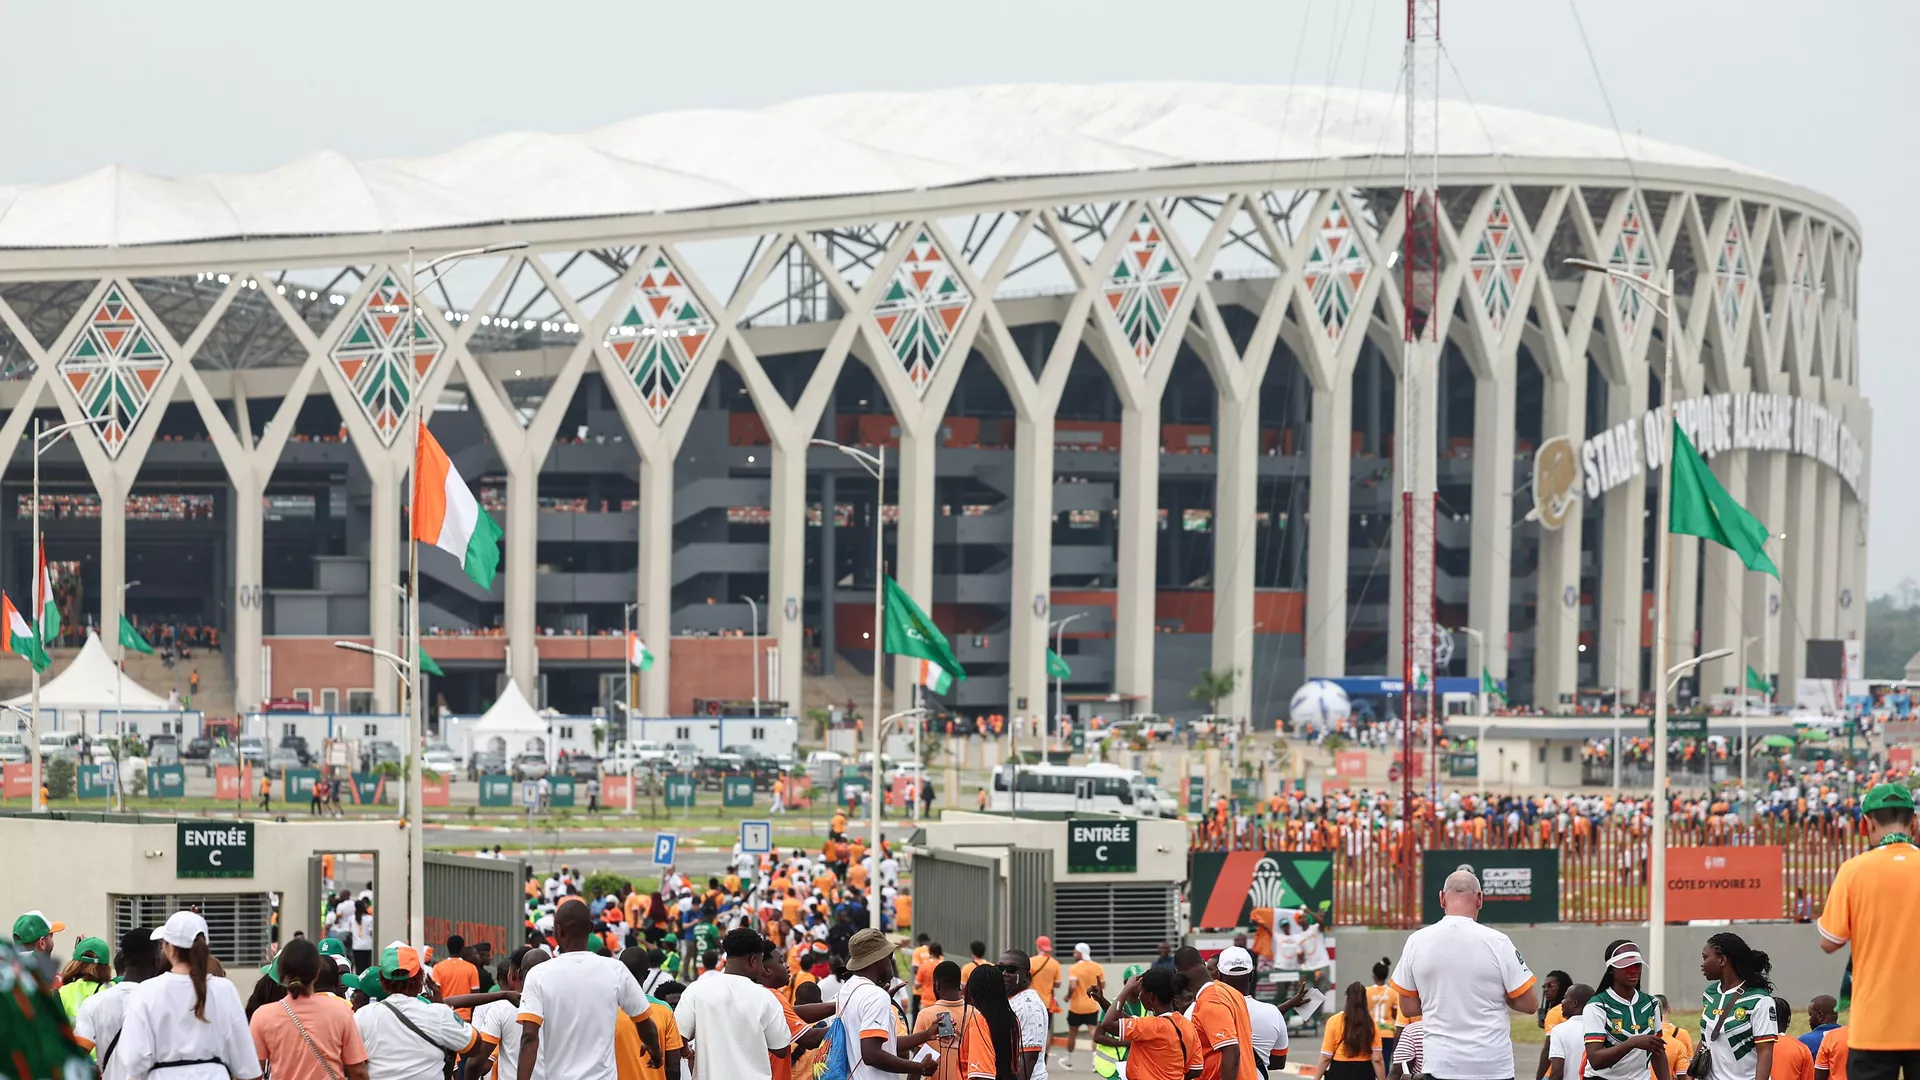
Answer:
[{"left": 1576, "top": 393, "right": 1863, "bottom": 502}]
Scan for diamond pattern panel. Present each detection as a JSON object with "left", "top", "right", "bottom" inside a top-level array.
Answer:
[
  {"left": 329, "top": 272, "right": 443, "bottom": 446},
  {"left": 1302, "top": 206, "right": 1369, "bottom": 340},
  {"left": 873, "top": 229, "right": 970, "bottom": 395},
  {"left": 1605, "top": 197, "right": 1657, "bottom": 339},
  {"left": 1715, "top": 218, "right": 1752, "bottom": 337},
  {"left": 1790, "top": 246, "right": 1817, "bottom": 325},
  {"left": 1469, "top": 194, "right": 1528, "bottom": 333},
  {"left": 605, "top": 254, "right": 715, "bottom": 422},
  {"left": 1102, "top": 212, "right": 1187, "bottom": 366},
  {"left": 57, "top": 284, "right": 171, "bottom": 457}
]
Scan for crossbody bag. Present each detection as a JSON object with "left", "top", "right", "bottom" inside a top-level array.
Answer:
[
  {"left": 380, "top": 1000, "right": 459, "bottom": 1080},
  {"left": 279, "top": 1000, "right": 345, "bottom": 1080},
  {"left": 1689, "top": 985, "right": 1738, "bottom": 1080}
]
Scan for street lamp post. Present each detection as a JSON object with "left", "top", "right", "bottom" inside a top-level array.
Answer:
[
  {"left": 28, "top": 415, "right": 113, "bottom": 814},
  {"left": 744, "top": 597, "right": 762, "bottom": 717},
  {"left": 333, "top": 638, "right": 412, "bottom": 937},
  {"left": 810, "top": 438, "right": 889, "bottom": 930},
  {"left": 621, "top": 601, "right": 641, "bottom": 740},
  {"left": 1566, "top": 258, "right": 1680, "bottom": 993},
  {"left": 1458, "top": 626, "right": 1486, "bottom": 717},
  {"left": 1051, "top": 613, "right": 1089, "bottom": 749}
]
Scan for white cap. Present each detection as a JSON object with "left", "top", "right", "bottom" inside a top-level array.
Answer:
[
  {"left": 1216, "top": 946, "right": 1255, "bottom": 975},
  {"left": 1074, "top": 942, "right": 1092, "bottom": 959},
  {"left": 152, "top": 910, "right": 209, "bottom": 948}
]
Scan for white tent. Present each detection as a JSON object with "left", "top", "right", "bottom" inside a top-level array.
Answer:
[
  {"left": 453, "top": 678, "right": 548, "bottom": 763},
  {"left": 6, "top": 631, "right": 168, "bottom": 712}
]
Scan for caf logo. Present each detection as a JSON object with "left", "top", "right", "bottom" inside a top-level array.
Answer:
[{"left": 1531, "top": 436, "right": 1581, "bottom": 532}]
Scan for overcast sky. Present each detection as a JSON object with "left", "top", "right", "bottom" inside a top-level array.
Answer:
[{"left": 3, "top": 0, "right": 1912, "bottom": 591}]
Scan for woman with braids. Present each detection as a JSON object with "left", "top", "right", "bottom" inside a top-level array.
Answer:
[
  {"left": 960, "top": 960, "right": 1020, "bottom": 1080},
  {"left": 1697, "top": 932, "right": 1778, "bottom": 1080},
  {"left": 1319, "top": 982, "right": 1385, "bottom": 1080},
  {"left": 119, "top": 911, "right": 260, "bottom": 1080},
  {"left": 1581, "top": 941, "right": 1669, "bottom": 1080},
  {"left": 1091, "top": 968, "right": 1202, "bottom": 1080},
  {"left": 249, "top": 938, "right": 371, "bottom": 1080}
]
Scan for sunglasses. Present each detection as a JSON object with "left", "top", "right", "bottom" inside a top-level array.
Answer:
[{"left": 998, "top": 963, "right": 1025, "bottom": 975}]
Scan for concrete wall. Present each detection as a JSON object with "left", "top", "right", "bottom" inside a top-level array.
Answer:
[
  {"left": 921, "top": 810, "right": 1189, "bottom": 883},
  {"left": 1335, "top": 921, "right": 1845, "bottom": 1006},
  {"left": 0, "top": 816, "right": 410, "bottom": 997}
]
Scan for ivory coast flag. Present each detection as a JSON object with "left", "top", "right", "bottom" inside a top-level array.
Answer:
[
  {"left": 411, "top": 423, "right": 504, "bottom": 589},
  {"left": 34, "top": 544, "right": 57, "bottom": 646},
  {"left": 913, "top": 658, "right": 953, "bottom": 694},
  {"left": 2, "top": 592, "right": 49, "bottom": 673},
  {"left": 627, "top": 631, "right": 655, "bottom": 672}
]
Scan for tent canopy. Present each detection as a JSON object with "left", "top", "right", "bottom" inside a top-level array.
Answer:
[
  {"left": 5, "top": 631, "right": 168, "bottom": 711},
  {"left": 470, "top": 679, "right": 546, "bottom": 734}
]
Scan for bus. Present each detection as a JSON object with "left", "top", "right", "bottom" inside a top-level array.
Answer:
[{"left": 988, "top": 763, "right": 1179, "bottom": 818}]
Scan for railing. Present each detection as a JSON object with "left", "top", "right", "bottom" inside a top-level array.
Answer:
[{"left": 1192, "top": 817, "right": 1864, "bottom": 928}]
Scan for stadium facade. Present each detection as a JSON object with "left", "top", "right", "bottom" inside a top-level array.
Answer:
[{"left": 0, "top": 85, "right": 1867, "bottom": 723}]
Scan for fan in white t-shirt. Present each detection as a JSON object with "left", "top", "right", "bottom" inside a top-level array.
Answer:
[
  {"left": 470, "top": 948, "right": 547, "bottom": 1080},
  {"left": 1544, "top": 986, "right": 1593, "bottom": 1080},
  {"left": 1389, "top": 870, "right": 1540, "bottom": 1080},
  {"left": 73, "top": 927, "right": 167, "bottom": 1080},
  {"left": 517, "top": 905, "right": 650, "bottom": 1080},
  {"left": 836, "top": 928, "right": 939, "bottom": 1080},
  {"left": 673, "top": 928, "right": 792, "bottom": 1080}
]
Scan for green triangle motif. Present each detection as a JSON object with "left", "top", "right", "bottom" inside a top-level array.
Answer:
[{"left": 1293, "top": 856, "right": 1331, "bottom": 890}]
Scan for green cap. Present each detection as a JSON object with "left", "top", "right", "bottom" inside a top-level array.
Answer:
[
  {"left": 11, "top": 912, "right": 62, "bottom": 946},
  {"left": 1863, "top": 783, "right": 1915, "bottom": 815},
  {"left": 341, "top": 971, "right": 388, "bottom": 1001},
  {"left": 72, "top": 937, "right": 110, "bottom": 965},
  {"left": 589, "top": 936, "right": 610, "bottom": 956},
  {"left": 317, "top": 938, "right": 348, "bottom": 958},
  {"left": 259, "top": 957, "right": 282, "bottom": 985}
]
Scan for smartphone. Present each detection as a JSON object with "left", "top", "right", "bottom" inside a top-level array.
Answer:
[{"left": 935, "top": 1011, "right": 957, "bottom": 1039}]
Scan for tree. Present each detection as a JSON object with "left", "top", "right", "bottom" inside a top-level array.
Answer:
[
  {"left": 1866, "top": 591, "right": 1920, "bottom": 679},
  {"left": 45, "top": 758, "right": 75, "bottom": 800},
  {"left": 1189, "top": 668, "right": 1238, "bottom": 715}
]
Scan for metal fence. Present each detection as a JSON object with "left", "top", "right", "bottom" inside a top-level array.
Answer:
[{"left": 1195, "top": 818, "right": 1864, "bottom": 928}]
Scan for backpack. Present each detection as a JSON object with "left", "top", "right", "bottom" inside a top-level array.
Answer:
[{"left": 815, "top": 1017, "right": 852, "bottom": 1080}]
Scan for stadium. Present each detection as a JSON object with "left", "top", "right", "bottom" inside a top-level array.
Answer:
[{"left": 0, "top": 83, "right": 1867, "bottom": 725}]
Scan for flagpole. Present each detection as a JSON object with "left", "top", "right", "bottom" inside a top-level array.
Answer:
[
  {"left": 30, "top": 417, "right": 42, "bottom": 814},
  {"left": 1648, "top": 265, "right": 1677, "bottom": 995},
  {"left": 406, "top": 244, "right": 426, "bottom": 947},
  {"left": 868, "top": 443, "right": 884, "bottom": 931}
]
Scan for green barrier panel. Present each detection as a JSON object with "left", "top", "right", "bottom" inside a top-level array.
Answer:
[
  {"left": 76, "top": 764, "right": 114, "bottom": 800},
  {"left": 283, "top": 769, "right": 320, "bottom": 801},
  {"left": 147, "top": 764, "right": 185, "bottom": 799},
  {"left": 479, "top": 774, "right": 514, "bottom": 807},
  {"left": 547, "top": 776, "right": 575, "bottom": 808},
  {"left": 664, "top": 774, "right": 696, "bottom": 808},
  {"left": 723, "top": 776, "right": 756, "bottom": 808}
]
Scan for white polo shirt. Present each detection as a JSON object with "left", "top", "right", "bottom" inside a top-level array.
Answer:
[
  {"left": 472, "top": 999, "right": 524, "bottom": 1080},
  {"left": 1389, "top": 915, "right": 1535, "bottom": 1080},
  {"left": 73, "top": 981, "right": 138, "bottom": 1080},
  {"left": 517, "top": 951, "right": 646, "bottom": 1080},
  {"left": 673, "top": 971, "right": 791, "bottom": 1080},
  {"left": 836, "top": 975, "right": 901, "bottom": 1080},
  {"left": 1246, "top": 997, "right": 1290, "bottom": 1066}
]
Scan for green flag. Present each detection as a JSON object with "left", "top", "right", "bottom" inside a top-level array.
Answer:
[
  {"left": 881, "top": 576, "right": 966, "bottom": 684},
  {"left": 1747, "top": 666, "right": 1771, "bottom": 695},
  {"left": 1668, "top": 421, "right": 1779, "bottom": 578},
  {"left": 3, "top": 592, "right": 49, "bottom": 673},
  {"left": 418, "top": 647, "right": 444, "bottom": 678},
  {"left": 1480, "top": 666, "right": 1507, "bottom": 703},
  {"left": 118, "top": 614, "right": 155, "bottom": 656},
  {"left": 1046, "top": 648, "right": 1072, "bottom": 680}
]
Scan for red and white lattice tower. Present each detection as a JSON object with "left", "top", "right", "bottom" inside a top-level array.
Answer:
[{"left": 1399, "top": 0, "right": 1440, "bottom": 844}]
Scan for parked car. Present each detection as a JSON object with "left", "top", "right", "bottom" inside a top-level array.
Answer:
[
  {"left": 665, "top": 741, "right": 701, "bottom": 771},
  {"left": 559, "top": 753, "right": 600, "bottom": 780},
  {"left": 605, "top": 740, "right": 672, "bottom": 776},
  {"left": 206, "top": 745, "right": 239, "bottom": 777},
  {"left": 0, "top": 743, "right": 28, "bottom": 765},
  {"left": 723, "top": 745, "right": 783, "bottom": 789},
  {"left": 512, "top": 753, "right": 549, "bottom": 780},
  {"left": 237, "top": 737, "right": 268, "bottom": 765},
  {"left": 277, "top": 735, "right": 313, "bottom": 766},
  {"left": 694, "top": 752, "right": 745, "bottom": 790},
  {"left": 147, "top": 740, "right": 182, "bottom": 767},
  {"left": 183, "top": 736, "right": 214, "bottom": 761},
  {"left": 267, "top": 749, "right": 304, "bottom": 777},
  {"left": 38, "top": 732, "right": 86, "bottom": 763},
  {"left": 467, "top": 750, "right": 505, "bottom": 780},
  {"left": 422, "top": 742, "right": 458, "bottom": 777},
  {"left": 363, "top": 740, "right": 402, "bottom": 771}
]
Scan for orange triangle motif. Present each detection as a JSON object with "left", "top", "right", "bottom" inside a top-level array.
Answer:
[
  {"left": 648, "top": 295, "right": 673, "bottom": 317},
  {"left": 1147, "top": 229, "right": 1161, "bottom": 243},
  {"left": 415, "top": 352, "right": 436, "bottom": 376},
  {"left": 135, "top": 367, "right": 161, "bottom": 391},
  {"left": 101, "top": 329, "right": 128, "bottom": 353},
  {"left": 937, "top": 305, "right": 963, "bottom": 332},
  {"left": 1106, "top": 291, "right": 1125, "bottom": 311},
  {"left": 610, "top": 340, "right": 636, "bottom": 362},
  {"left": 66, "top": 372, "right": 91, "bottom": 394},
  {"left": 374, "top": 314, "right": 400, "bottom": 338},
  {"left": 920, "top": 246, "right": 941, "bottom": 263},
  {"left": 1508, "top": 266, "right": 1524, "bottom": 285},
  {"left": 679, "top": 333, "right": 705, "bottom": 356},
  {"left": 1348, "top": 271, "right": 1365, "bottom": 292},
  {"left": 875, "top": 314, "right": 900, "bottom": 337},
  {"left": 339, "top": 359, "right": 364, "bottom": 382},
  {"left": 1159, "top": 285, "right": 1181, "bottom": 309},
  {"left": 663, "top": 272, "right": 682, "bottom": 288},
  {"left": 911, "top": 270, "right": 933, "bottom": 292}
]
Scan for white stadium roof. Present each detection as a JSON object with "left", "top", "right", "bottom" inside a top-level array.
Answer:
[{"left": 0, "top": 83, "right": 1786, "bottom": 252}]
